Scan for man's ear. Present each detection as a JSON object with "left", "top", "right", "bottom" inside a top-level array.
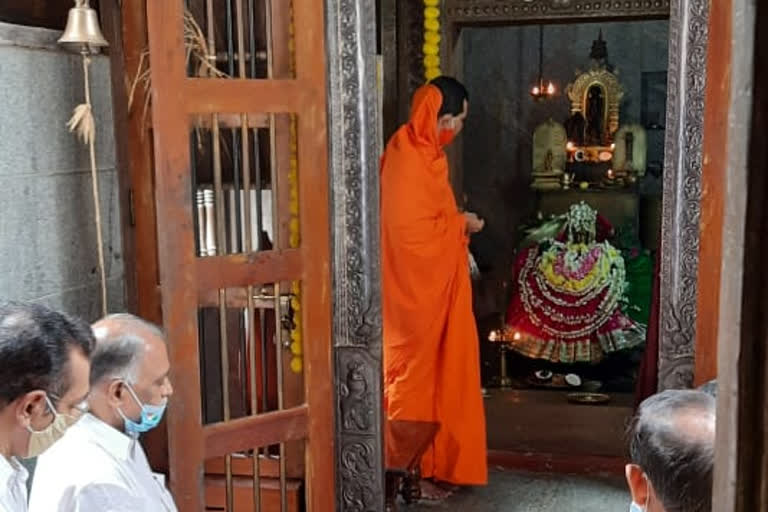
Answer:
[
  {"left": 15, "top": 390, "right": 47, "bottom": 425},
  {"left": 625, "top": 464, "right": 649, "bottom": 505},
  {"left": 106, "top": 379, "right": 124, "bottom": 407}
]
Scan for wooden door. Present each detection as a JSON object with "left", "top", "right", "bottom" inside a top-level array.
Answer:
[{"left": 145, "top": 1, "right": 333, "bottom": 510}]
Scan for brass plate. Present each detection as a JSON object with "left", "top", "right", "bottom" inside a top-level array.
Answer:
[{"left": 567, "top": 392, "right": 611, "bottom": 405}]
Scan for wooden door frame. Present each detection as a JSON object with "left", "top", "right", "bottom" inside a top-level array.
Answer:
[
  {"left": 105, "top": 0, "right": 385, "bottom": 508},
  {"left": 141, "top": 0, "right": 334, "bottom": 509},
  {"left": 713, "top": 0, "right": 768, "bottom": 508},
  {"left": 385, "top": 0, "right": 711, "bottom": 390}
]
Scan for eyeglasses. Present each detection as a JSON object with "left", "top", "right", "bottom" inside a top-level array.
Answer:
[{"left": 48, "top": 393, "right": 90, "bottom": 419}]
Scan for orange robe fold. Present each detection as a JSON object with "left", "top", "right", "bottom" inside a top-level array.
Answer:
[{"left": 381, "top": 85, "right": 488, "bottom": 486}]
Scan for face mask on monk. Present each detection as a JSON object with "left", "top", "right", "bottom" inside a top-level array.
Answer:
[{"left": 438, "top": 127, "right": 456, "bottom": 147}]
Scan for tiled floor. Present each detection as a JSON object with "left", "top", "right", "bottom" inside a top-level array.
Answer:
[{"left": 409, "top": 470, "right": 629, "bottom": 511}]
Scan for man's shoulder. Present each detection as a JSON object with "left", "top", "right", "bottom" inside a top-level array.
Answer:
[
  {"left": 29, "top": 432, "right": 130, "bottom": 512},
  {"left": 35, "top": 427, "right": 124, "bottom": 482}
]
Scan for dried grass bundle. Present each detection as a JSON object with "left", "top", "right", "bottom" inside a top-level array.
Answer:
[
  {"left": 67, "top": 103, "right": 95, "bottom": 145},
  {"left": 128, "top": 9, "right": 230, "bottom": 130}
]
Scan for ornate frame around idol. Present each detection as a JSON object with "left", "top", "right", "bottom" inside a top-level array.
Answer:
[{"left": 566, "top": 68, "right": 624, "bottom": 142}]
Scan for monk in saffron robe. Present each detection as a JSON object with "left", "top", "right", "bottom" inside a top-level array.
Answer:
[{"left": 381, "top": 77, "right": 488, "bottom": 498}]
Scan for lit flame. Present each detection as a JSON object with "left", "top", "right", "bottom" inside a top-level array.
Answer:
[
  {"left": 566, "top": 141, "right": 575, "bottom": 151},
  {"left": 532, "top": 86, "right": 540, "bottom": 96},
  {"left": 513, "top": 331, "right": 521, "bottom": 341},
  {"left": 546, "top": 82, "right": 555, "bottom": 95},
  {"left": 607, "top": 169, "right": 615, "bottom": 179}
]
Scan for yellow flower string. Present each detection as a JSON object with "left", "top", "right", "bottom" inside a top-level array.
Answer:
[
  {"left": 423, "top": 0, "right": 441, "bottom": 81},
  {"left": 537, "top": 243, "right": 619, "bottom": 293},
  {"left": 287, "top": 3, "right": 302, "bottom": 374}
]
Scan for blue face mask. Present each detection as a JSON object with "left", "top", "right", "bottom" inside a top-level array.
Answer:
[
  {"left": 118, "top": 382, "right": 167, "bottom": 435},
  {"left": 629, "top": 503, "right": 646, "bottom": 512}
]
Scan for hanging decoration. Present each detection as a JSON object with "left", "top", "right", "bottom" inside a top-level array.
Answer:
[
  {"left": 530, "top": 25, "right": 556, "bottom": 101},
  {"left": 59, "top": 0, "right": 109, "bottom": 316},
  {"left": 287, "top": 4, "right": 303, "bottom": 375},
  {"left": 423, "top": 0, "right": 441, "bottom": 81}
]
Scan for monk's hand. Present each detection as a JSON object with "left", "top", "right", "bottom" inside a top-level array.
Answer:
[{"left": 464, "top": 212, "right": 485, "bottom": 234}]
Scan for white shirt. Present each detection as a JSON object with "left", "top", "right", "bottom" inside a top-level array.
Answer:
[
  {"left": 0, "top": 454, "right": 28, "bottom": 512},
  {"left": 28, "top": 414, "right": 177, "bottom": 512}
]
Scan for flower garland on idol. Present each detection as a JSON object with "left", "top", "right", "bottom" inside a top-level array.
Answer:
[
  {"left": 521, "top": 203, "right": 627, "bottom": 339},
  {"left": 423, "top": 0, "right": 441, "bottom": 81},
  {"left": 502, "top": 202, "right": 644, "bottom": 363}
]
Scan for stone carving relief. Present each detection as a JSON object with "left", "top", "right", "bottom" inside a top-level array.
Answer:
[
  {"left": 444, "top": 0, "right": 671, "bottom": 22},
  {"left": 326, "top": 0, "right": 384, "bottom": 508},
  {"left": 658, "top": 0, "right": 709, "bottom": 389}
]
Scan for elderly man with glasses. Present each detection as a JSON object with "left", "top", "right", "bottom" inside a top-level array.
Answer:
[{"left": 29, "top": 313, "right": 176, "bottom": 512}]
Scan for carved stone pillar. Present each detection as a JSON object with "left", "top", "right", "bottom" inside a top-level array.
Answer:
[
  {"left": 658, "top": 0, "right": 710, "bottom": 390},
  {"left": 325, "top": 0, "right": 385, "bottom": 509}
]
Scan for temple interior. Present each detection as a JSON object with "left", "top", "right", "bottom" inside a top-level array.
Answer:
[
  {"left": 4, "top": 0, "right": 765, "bottom": 510},
  {"left": 434, "top": 20, "right": 670, "bottom": 458}
]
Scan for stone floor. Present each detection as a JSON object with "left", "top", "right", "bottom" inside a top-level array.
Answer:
[{"left": 408, "top": 470, "right": 629, "bottom": 512}]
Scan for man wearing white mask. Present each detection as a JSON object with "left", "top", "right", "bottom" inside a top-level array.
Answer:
[
  {"left": 625, "top": 389, "right": 715, "bottom": 512},
  {"left": 0, "top": 302, "right": 94, "bottom": 512},
  {"left": 29, "top": 314, "right": 176, "bottom": 512}
]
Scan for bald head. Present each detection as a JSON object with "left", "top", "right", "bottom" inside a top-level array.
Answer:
[
  {"left": 92, "top": 314, "right": 164, "bottom": 344},
  {"left": 88, "top": 314, "right": 172, "bottom": 431},
  {"left": 628, "top": 390, "right": 715, "bottom": 512},
  {"left": 90, "top": 314, "right": 166, "bottom": 385}
]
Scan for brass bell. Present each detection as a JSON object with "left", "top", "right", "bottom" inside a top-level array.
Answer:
[{"left": 58, "top": 0, "right": 109, "bottom": 53}]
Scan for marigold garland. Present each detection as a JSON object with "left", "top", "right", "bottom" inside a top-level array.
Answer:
[
  {"left": 287, "top": 3, "right": 302, "bottom": 374},
  {"left": 538, "top": 243, "right": 621, "bottom": 294},
  {"left": 423, "top": 0, "right": 441, "bottom": 81}
]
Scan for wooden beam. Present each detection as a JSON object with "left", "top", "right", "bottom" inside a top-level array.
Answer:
[
  {"left": 145, "top": 1, "right": 206, "bottom": 508},
  {"left": 203, "top": 406, "right": 309, "bottom": 458},
  {"left": 293, "top": 0, "right": 336, "bottom": 508},
  {"left": 184, "top": 78, "right": 315, "bottom": 114},
  {"left": 206, "top": 455, "right": 302, "bottom": 479},
  {"left": 101, "top": 0, "right": 166, "bottom": 471},
  {"left": 694, "top": 0, "right": 732, "bottom": 386},
  {"left": 192, "top": 112, "right": 269, "bottom": 129},
  {"left": 712, "top": 0, "right": 767, "bottom": 509},
  {"left": 196, "top": 250, "right": 303, "bottom": 294},
  {"left": 732, "top": 0, "right": 768, "bottom": 507},
  {"left": 0, "top": 1, "right": 94, "bottom": 30}
]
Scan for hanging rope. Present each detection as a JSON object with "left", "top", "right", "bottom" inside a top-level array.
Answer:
[{"left": 67, "top": 54, "right": 107, "bottom": 317}]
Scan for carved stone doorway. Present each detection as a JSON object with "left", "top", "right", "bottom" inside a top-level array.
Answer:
[{"left": 329, "top": 0, "right": 712, "bottom": 509}]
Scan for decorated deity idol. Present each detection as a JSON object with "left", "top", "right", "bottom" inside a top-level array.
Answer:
[{"left": 504, "top": 202, "right": 646, "bottom": 363}]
